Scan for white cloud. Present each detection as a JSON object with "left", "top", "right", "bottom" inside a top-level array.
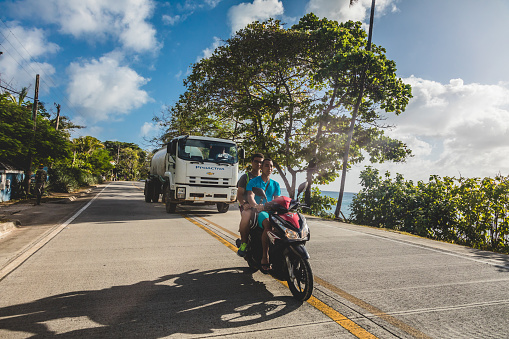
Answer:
[
  {"left": 140, "top": 121, "right": 159, "bottom": 138},
  {"left": 306, "top": 0, "right": 398, "bottom": 24},
  {"left": 0, "top": 22, "right": 59, "bottom": 91},
  {"left": 8, "top": 0, "right": 159, "bottom": 53},
  {"left": 377, "top": 76, "right": 509, "bottom": 182},
  {"left": 162, "top": 14, "right": 182, "bottom": 26},
  {"left": 66, "top": 52, "right": 152, "bottom": 121},
  {"left": 197, "top": 36, "right": 223, "bottom": 61},
  {"left": 205, "top": 0, "right": 222, "bottom": 8},
  {"left": 320, "top": 76, "right": 509, "bottom": 192},
  {"left": 228, "top": 0, "right": 284, "bottom": 35}
]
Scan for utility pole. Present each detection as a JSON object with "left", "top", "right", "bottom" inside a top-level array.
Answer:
[
  {"left": 54, "top": 103, "right": 61, "bottom": 130},
  {"left": 26, "top": 74, "right": 40, "bottom": 196},
  {"left": 32, "top": 74, "right": 39, "bottom": 128},
  {"left": 334, "top": 0, "right": 375, "bottom": 220}
]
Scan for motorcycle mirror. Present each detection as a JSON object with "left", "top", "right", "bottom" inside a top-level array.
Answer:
[
  {"left": 297, "top": 181, "right": 308, "bottom": 197},
  {"left": 252, "top": 187, "right": 267, "bottom": 199}
]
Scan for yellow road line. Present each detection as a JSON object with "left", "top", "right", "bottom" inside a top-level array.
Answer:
[
  {"left": 183, "top": 215, "right": 237, "bottom": 252},
  {"left": 195, "top": 215, "right": 431, "bottom": 338},
  {"left": 315, "top": 277, "right": 431, "bottom": 339},
  {"left": 183, "top": 214, "right": 378, "bottom": 339}
]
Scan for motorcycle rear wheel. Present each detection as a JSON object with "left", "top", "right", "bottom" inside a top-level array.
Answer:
[{"left": 286, "top": 255, "right": 313, "bottom": 301}]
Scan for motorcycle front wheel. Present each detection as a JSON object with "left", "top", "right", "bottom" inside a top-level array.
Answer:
[{"left": 286, "top": 255, "right": 313, "bottom": 301}]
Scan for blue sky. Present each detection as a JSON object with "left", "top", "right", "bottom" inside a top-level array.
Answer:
[{"left": 1, "top": 0, "right": 509, "bottom": 192}]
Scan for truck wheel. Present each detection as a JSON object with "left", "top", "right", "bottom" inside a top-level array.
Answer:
[
  {"left": 144, "top": 181, "right": 152, "bottom": 203},
  {"left": 216, "top": 202, "right": 229, "bottom": 213},
  {"left": 161, "top": 184, "right": 167, "bottom": 203},
  {"left": 166, "top": 201, "right": 177, "bottom": 213},
  {"left": 152, "top": 190, "right": 159, "bottom": 203}
]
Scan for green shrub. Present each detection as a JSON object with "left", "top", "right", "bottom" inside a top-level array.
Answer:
[
  {"left": 48, "top": 166, "right": 102, "bottom": 193},
  {"left": 350, "top": 167, "right": 509, "bottom": 254},
  {"left": 300, "top": 186, "right": 337, "bottom": 219}
]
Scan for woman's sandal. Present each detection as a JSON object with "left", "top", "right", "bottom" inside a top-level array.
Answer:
[{"left": 260, "top": 263, "right": 272, "bottom": 274}]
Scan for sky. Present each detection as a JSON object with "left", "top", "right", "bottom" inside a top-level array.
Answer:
[{"left": 1, "top": 0, "right": 509, "bottom": 192}]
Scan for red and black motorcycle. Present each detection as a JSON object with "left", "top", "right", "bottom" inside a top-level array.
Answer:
[{"left": 236, "top": 182, "right": 313, "bottom": 301}]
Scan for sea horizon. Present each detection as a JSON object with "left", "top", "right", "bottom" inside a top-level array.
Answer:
[{"left": 280, "top": 188, "right": 356, "bottom": 218}]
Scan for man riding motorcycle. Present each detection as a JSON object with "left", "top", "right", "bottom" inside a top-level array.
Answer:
[{"left": 244, "top": 158, "right": 281, "bottom": 273}]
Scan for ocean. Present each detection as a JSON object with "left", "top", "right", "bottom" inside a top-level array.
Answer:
[{"left": 280, "top": 188, "right": 356, "bottom": 218}]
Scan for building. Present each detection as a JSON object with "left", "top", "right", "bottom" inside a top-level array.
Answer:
[{"left": 0, "top": 161, "right": 24, "bottom": 202}]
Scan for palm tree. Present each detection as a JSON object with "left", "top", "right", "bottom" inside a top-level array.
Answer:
[{"left": 7, "top": 87, "right": 29, "bottom": 106}]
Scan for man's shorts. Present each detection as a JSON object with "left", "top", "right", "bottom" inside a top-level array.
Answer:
[{"left": 258, "top": 211, "right": 270, "bottom": 228}]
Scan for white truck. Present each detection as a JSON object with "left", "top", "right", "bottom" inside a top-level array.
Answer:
[{"left": 144, "top": 135, "right": 243, "bottom": 213}]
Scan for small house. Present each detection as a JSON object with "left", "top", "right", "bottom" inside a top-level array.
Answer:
[{"left": 0, "top": 161, "right": 24, "bottom": 202}]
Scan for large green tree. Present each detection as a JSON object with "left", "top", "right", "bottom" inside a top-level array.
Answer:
[
  {"left": 0, "top": 94, "right": 71, "bottom": 173},
  {"left": 159, "top": 14, "right": 412, "bottom": 198}
]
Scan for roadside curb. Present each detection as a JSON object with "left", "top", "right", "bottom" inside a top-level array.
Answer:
[
  {"left": 0, "top": 220, "right": 21, "bottom": 237},
  {"left": 0, "top": 187, "right": 96, "bottom": 229}
]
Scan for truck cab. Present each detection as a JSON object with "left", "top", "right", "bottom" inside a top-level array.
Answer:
[{"left": 145, "top": 136, "right": 242, "bottom": 213}]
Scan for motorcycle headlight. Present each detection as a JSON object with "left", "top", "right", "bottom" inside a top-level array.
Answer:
[
  {"left": 273, "top": 216, "right": 307, "bottom": 240},
  {"left": 285, "top": 228, "right": 301, "bottom": 240}
]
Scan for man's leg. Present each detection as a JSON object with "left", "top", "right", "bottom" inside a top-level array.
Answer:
[
  {"left": 237, "top": 208, "right": 252, "bottom": 256},
  {"left": 258, "top": 212, "right": 271, "bottom": 269},
  {"left": 35, "top": 186, "right": 42, "bottom": 205}
]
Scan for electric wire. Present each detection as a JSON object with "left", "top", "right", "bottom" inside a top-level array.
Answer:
[{"left": 0, "top": 18, "right": 86, "bottom": 121}]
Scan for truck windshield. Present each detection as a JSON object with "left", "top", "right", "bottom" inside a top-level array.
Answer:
[{"left": 178, "top": 139, "right": 238, "bottom": 164}]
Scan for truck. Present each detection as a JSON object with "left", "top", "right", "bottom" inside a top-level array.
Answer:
[{"left": 144, "top": 135, "right": 243, "bottom": 213}]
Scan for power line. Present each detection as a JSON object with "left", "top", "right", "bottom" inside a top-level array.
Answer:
[
  {"left": 0, "top": 18, "right": 87, "bottom": 121},
  {"left": 0, "top": 83, "right": 34, "bottom": 100}
]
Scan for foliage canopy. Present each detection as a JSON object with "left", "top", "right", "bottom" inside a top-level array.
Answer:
[{"left": 157, "top": 14, "right": 413, "bottom": 197}]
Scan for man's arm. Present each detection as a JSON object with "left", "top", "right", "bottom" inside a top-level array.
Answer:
[
  {"left": 237, "top": 187, "right": 247, "bottom": 205},
  {"left": 236, "top": 174, "right": 248, "bottom": 207},
  {"left": 247, "top": 191, "right": 259, "bottom": 209}
]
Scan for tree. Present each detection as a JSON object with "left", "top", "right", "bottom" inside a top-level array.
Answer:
[
  {"left": 7, "top": 87, "right": 29, "bottom": 106},
  {"left": 160, "top": 14, "right": 412, "bottom": 199},
  {"left": 70, "top": 136, "right": 113, "bottom": 175},
  {"left": 104, "top": 141, "right": 147, "bottom": 180},
  {"left": 0, "top": 95, "right": 72, "bottom": 196},
  {"left": 0, "top": 94, "right": 71, "bottom": 171}
]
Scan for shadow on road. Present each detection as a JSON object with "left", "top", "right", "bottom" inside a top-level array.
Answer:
[{"left": 0, "top": 268, "right": 301, "bottom": 337}]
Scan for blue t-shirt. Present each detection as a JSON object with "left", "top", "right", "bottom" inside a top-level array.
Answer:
[{"left": 246, "top": 176, "right": 281, "bottom": 204}]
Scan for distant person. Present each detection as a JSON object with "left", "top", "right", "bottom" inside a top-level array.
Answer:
[
  {"left": 34, "top": 164, "right": 47, "bottom": 205},
  {"left": 215, "top": 147, "right": 232, "bottom": 161},
  {"left": 236, "top": 153, "right": 264, "bottom": 257}
]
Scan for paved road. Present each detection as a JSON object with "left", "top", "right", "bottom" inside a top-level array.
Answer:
[{"left": 0, "top": 181, "right": 508, "bottom": 338}]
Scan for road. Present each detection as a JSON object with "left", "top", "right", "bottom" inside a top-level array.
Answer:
[{"left": 0, "top": 181, "right": 508, "bottom": 338}]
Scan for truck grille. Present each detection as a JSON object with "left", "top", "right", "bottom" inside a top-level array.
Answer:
[{"left": 189, "top": 177, "right": 229, "bottom": 185}]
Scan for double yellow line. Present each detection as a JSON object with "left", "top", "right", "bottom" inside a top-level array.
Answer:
[
  {"left": 183, "top": 214, "right": 380, "bottom": 339},
  {"left": 134, "top": 180, "right": 430, "bottom": 339}
]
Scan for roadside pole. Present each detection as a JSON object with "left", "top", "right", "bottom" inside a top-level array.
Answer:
[{"left": 25, "top": 74, "right": 39, "bottom": 196}]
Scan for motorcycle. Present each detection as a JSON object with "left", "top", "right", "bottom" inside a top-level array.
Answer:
[{"left": 236, "top": 182, "right": 313, "bottom": 301}]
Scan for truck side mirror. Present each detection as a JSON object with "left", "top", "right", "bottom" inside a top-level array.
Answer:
[
  {"left": 239, "top": 148, "right": 245, "bottom": 159},
  {"left": 168, "top": 141, "right": 176, "bottom": 155}
]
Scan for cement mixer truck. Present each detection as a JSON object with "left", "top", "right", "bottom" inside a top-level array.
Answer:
[{"left": 144, "top": 135, "right": 243, "bottom": 213}]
